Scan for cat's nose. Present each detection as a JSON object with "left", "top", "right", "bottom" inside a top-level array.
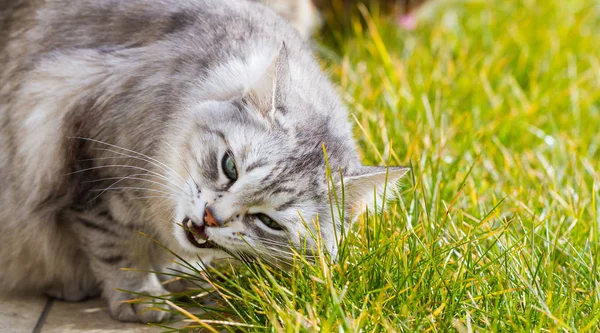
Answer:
[{"left": 203, "top": 207, "right": 220, "bottom": 227}]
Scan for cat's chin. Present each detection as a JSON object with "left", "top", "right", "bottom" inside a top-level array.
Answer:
[{"left": 182, "top": 217, "right": 218, "bottom": 249}]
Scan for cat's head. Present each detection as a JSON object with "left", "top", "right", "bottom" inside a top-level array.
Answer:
[{"left": 164, "top": 44, "right": 408, "bottom": 262}]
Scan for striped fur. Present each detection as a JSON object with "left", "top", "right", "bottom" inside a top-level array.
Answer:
[{"left": 0, "top": 0, "right": 407, "bottom": 322}]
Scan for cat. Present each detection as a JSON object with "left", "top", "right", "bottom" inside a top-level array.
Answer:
[{"left": 0, "top": 0, "right": 408, "bottom": 323}]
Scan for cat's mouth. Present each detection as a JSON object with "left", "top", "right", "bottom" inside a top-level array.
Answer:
[{"left": 183, "top": 217, "right": 217, "bottom": 249}]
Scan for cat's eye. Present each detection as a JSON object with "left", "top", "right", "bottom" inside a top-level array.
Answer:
[
  {"left": 221, "top": 151, "right": 237, "bottom": 181},
  {"left": 256, "top": 213, "right": 283, "bottom": 231}
]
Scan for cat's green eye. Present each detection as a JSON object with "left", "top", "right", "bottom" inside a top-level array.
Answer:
[
  {"left": 221, "top": 151, "right": 237, "bottom": 181},
  {"left": 256, "top": 213, "right": 283, "bottom": 231}
]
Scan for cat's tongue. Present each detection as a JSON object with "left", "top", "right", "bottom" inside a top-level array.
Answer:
[
  {"left": 397, "top": 13, "right": 417, "bottom": 30},
  {"left": 190, "top": 222, "right": 208, "bottom": 240}
]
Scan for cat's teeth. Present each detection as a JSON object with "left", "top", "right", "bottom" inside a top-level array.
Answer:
[
  {"left": 194, "top": 235, "right": 207, "bottom": 244},
  {"left": 184, "top": 218, "right": 208, "bottom": 244}
]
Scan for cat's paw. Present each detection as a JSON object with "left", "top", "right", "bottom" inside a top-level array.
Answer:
[
  {"left": 106, "top": 288, "right": 173, "bottom": 323},
  {"left": 161, "top": 277, "right": 189, "bottom": 293}
]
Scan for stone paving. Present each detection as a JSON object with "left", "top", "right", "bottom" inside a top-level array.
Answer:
[{"left": 0, "top": 296, "right": 167, "bottom": 333}]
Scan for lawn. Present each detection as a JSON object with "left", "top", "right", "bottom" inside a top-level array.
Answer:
[{"left": 157, "top": 0, "right": 600, "bottom": 331}]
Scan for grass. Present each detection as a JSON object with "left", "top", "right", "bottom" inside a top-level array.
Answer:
[{"left": 150, "top": 0, "right": 600, "bottom": 331}]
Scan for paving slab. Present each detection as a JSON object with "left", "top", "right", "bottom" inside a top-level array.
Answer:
[
  {"left": 0, "top": 295, "right": 48, "bottom": 333},
  {"left": 40, "top": 298, "right": 164, "bottom": 333}
]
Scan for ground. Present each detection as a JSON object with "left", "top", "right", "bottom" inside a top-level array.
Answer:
[{"left": 0, "top": 296, "right": 160, "bottom": 332}]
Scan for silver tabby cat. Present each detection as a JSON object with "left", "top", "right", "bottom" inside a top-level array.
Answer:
[{"left": 0, "top": 0, "right": 407, "bottom": 323}]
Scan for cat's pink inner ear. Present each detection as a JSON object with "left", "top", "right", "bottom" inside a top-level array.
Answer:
[
  {"left": 246, "top": 42, "right": 290, "bottom": 118},
  {"left": 341, "top": 166, "right": 410, "bottom": 213}
]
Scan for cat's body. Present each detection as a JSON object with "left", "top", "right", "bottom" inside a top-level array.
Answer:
[{"left": 0, "top": 0, "right": 406, "bottom": 323}]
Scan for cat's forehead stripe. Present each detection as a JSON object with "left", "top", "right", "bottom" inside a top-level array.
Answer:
[
  {"left": 245, "top": 159, "right": 268, "bottom": 173},
  {"left": 276, "top": 199, "right": 297, "bottom": 211},
  {"left": 200, "top": 145, "right": 219, "bottom": 182},
  {"left": 271, "top": 187, "right": 296, "bottom": 195},
  {"left": 195, "top": 124, "right": 227, "bottom": 143}
]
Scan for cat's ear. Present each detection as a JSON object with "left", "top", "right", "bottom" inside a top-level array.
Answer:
[
  {"left": 341, "top": 166, "right": 410, "bottom": 214},
  {"left": 246, "top": 43, "right": 291, "bottom": 120}
]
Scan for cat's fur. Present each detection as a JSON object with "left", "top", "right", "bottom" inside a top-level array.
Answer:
[{"left": 0, "top": 0, "right": 407, "bottom": 323}]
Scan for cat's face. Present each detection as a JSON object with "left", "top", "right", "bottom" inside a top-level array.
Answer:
[
  {"left": 170, "top": 99, "right": 336, "bottom": 261},
  {"left": 164, "top": 45, "right": 408, "bottom": 262}
]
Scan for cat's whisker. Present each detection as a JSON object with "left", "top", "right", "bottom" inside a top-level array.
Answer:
[
  {"left": 234, "top": 251, "right": 257, "bottom": 265},
  {"left": 207, "top": 235, "right": 298, "bottom": 263},
  {"left": 89, "top": 187, "right": 174, "bottom": 199},
  {"left": 283, "top": 203, "right": 334, "bottom": 208},
  {"left": 254, "top": 238, "right": 319, "bottom": 255},
  {"left": 267, "top": 257, "right": 295, "bottom": 267},
  {"left": 82, "top": 174, "right": 186, "bottom": 193},
  {"left": 243, "top": 246, "right": 294, "bottom": 263},
  {"left": 256, "top": 242, "right": 317, "bottom": 258},
  {"left": 128, "top": 195, "right": 176, "bottom": 200},
  {"left": 289, "top": 204, "right": 330, "bottom": 209},
  {"left": 67, "top": 164, "right": 175, "bottom": 185},
  {"left": 262, "top": 247, "right": 297, "bottom": 258},
  {"left": 89, "top": 186, "right": 173, "bottom": 195},
  {"left": 78, "top": 156, "right": 186, "bottom": 189},
  {"left": 161, "top": 140, "right": 200, "bottom": 189},
  {"left": 73, "top": 166, "right": 178, "bottom": 202},
  {"left": 266, "top": 246, "right": 319, "bottom": 260},
  {"left": 245, "top": 235, "right": 289, "bottom": 244},
  {"left": 265, "top": 254, "right": 298, "bottom": 266},
  {"left": 253, "top": 238, "right": 295, "bottom": 247},
  {"left": 234, "top": 246, "right": 296, "bottom": 266},
  {"left": 72, "top": 137, "right": 188, "bottom": 184},
  {"left": 80, "top": 172, "right": 172, "bottom": 184},
  {"left": 264, "top": 246, "right": 317, "bottom": 259},
  {"left": 91, "top": 147, "right": 187, "bottom": 186}
]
